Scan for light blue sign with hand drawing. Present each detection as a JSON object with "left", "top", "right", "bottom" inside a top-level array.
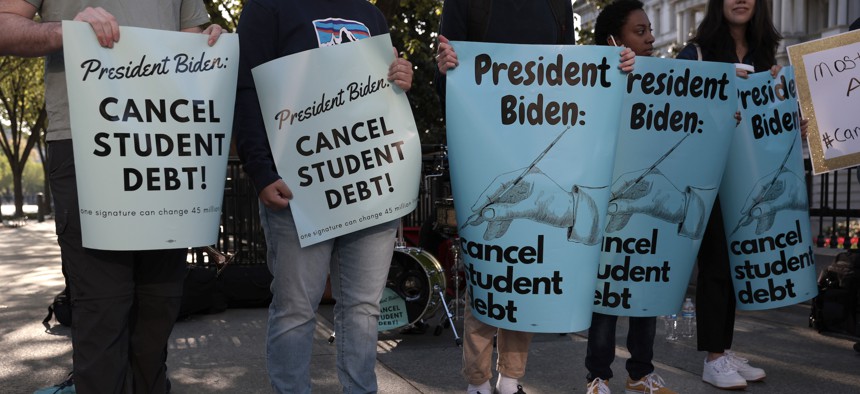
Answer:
[
  {"left": 722, "top": 67, "right": 817, "bottom": 310},
  {"left": 446, "top": 42, "right": 625, "bottom": 332},
  {"left": 593, "top": 56, "right": 739, "bottom": 317}
]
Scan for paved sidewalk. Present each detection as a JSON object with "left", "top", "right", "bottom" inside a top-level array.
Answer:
[{"left": 2, "top": 220, "right": 860, "bottom": 393}]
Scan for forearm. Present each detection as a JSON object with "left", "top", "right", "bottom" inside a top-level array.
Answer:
[
  {"left": 235, "top": 81, "right": 281, "bottom": 195},
  {"left": 0, "top": 13, "right": 61, "bottom": 56},
  {"left": 180, "top": 25, "right": 203, "bottom": 33}
]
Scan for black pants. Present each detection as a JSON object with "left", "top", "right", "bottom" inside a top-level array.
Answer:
[
  {"left": 695, "top": 199, "right": 735, "bottom": 353},
  {"left": 585, "top": 313, "right": 656, "bottom": 381},
  {"left": 49, "top": 140, "right": 186, "bottom": 393}
]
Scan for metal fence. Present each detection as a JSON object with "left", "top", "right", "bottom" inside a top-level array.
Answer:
[{"left": 806, "top": 159, "right": 860, "bottom": 249}]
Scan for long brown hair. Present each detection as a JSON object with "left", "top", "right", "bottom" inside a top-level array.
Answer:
[{"left": 690, "top": 0, "right": 782, "bottom": 71}]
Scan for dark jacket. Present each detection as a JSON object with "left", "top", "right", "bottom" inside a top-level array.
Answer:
[
  {"left": 436, "top": 0, "right": 575, "bottom": 101},
  {"left": 234, "top": 0, "right": 388, "bottom": 194}
]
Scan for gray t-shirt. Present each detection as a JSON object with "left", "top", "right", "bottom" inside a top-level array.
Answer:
[{"left": 26, "top": 0, "right": 211, "bottom": 140}]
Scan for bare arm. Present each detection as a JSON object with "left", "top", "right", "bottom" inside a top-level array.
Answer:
[
  {"left": 0, "top": 0, "right": 61, "bottom": 57},
  {"left": 0, "top": 2, "right": 122, "bottom": 56}
]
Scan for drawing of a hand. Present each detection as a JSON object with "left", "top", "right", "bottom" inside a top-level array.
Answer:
[
  {"left": 467, "top": 166, "right": 574, "bottom": 240},
  {"left": 606, "top": 169, "right": 687, "bottom": 233},
  {"left": 738, "top": 167, "right": 807, "bottom": 234}
]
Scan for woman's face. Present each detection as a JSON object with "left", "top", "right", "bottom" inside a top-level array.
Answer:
[
  {"left": 617, "top": 9, "right": 654, "bottom": 57},
  {"left": 723, "top": 0, "right": 756, "bottom": 27}
]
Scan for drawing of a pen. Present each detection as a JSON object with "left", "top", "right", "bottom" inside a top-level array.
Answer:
[
  {"left": 460, "top": 125, "right": 572, "bottom": 231},
  {"left": 610, "top": 133, "right": 692, "bottom": 201},
  {"left": 728, "top": 138, "right": 797, "bottom": 236}
]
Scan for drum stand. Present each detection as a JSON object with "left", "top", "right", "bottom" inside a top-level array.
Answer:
[
  {"left": 434, "top": 283, "right": 462, "bottom": 346},
  {"left": 448, "top": 241, "right": 465, "bottom": 320},
  {"left": 433, "top": 239, "right": 466, "bottom": 346}
]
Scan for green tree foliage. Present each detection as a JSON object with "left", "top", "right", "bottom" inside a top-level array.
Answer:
[
  {"left": 203, "top": 0, "right": 243, "bottom": 32},
  {"left": 21, "top": 157, "right": 43, "bottom": 197},
  {"left": 0, "top": 158, "right": 11, "bottom": 202},
  {"left": 577, "top": 0, "right": 613, "bottom": 45},
  {"left": 373, "top": 0, "right": 445, "bottom": 144},
  {"left": 0, "top": 56, "right": 46, "bottom": 217}
]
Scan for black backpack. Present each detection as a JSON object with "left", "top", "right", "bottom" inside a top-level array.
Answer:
[
  {"left": 810, "top": 251, "right": 860, "bottom": 337},
  {"left": 466, "top": 0, "right": 570, "bottom": 43},
  {"left": 43, "top": 286, "right": 72, "bottom": 329}
]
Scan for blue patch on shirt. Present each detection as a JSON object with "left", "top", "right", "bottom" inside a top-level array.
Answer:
[{"left": 313, "top": 18, "right": 371, "bottom": 47}]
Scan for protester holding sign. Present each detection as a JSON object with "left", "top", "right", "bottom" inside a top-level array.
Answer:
[
  {"left": 0, "top": 1, "right": 222, "bottom": 393},
  {"left": 675, "top": 0, "right": 780, "bottom": 389},
  {"left": 583, "top": 4, "right": 678, "bottom": 394},
  {"left": 436, "top": 1, "right": 634, "bottom": 393},
  {"left": 233, "top": 1, "right": 414, "bottom": 393}
]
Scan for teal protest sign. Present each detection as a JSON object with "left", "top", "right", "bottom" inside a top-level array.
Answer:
[
  {"left": 446, "top": 42, "right": 625, "bottom": 332},
  {"left": 724, "top": 67, "right": 817, "bottom": 310},
  {"left": 63, "top": 22, "right": 238, "bottom": 250},
  {"left": 594, "top": 56, "right": 738, "bottom": 316},
  {"left": 378, "top": 288, "right": 409, "bottom": 331}
]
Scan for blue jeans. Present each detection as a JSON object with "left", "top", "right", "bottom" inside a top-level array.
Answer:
[
  {"left": 260, "top": 205, "right": 397, "bottom": 394},
  {"left": 585, "top": 312, "right": 657, "bottom": 381}
]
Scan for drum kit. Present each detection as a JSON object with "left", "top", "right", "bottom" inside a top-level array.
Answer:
[
  {"left": 326, "top": 145, "right": 464, "bottom": 346},
  {"left": 383, "top": 145, "right": 466, "bottom": 346}
]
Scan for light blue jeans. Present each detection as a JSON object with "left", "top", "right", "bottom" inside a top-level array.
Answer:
[{"left": 260, "top": 205, "right": 397, "bottom": 394}]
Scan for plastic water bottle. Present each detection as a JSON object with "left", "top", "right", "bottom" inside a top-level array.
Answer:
[
  {"left": 663, "top": 314, "right": 678, "bottom": 341},
  {"left": 680, "top": 298, "right": 696, "bottom": 338}
]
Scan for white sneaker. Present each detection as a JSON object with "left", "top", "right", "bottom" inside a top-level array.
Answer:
[
  {"left": 725, "top": 350, "right": 766, "bottom": 381},
  {"left": 467, "top": 380, "right": 492, "bottom": 394},
  {"left": 702, "top": 356, "right": 747, "bottom": 390},
  {"left": 494, "top": 375, "right": 526, "bottom": 394},
  {"left": 587, "top": 378, "right": 611, "bottom": 394}
]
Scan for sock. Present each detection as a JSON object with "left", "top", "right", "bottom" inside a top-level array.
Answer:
[
  {"left": 495, "top": 374, "right": 519, "bottom": 394},
  {"left": 467, "top": 380, "right": 491, "bottom": 394}
]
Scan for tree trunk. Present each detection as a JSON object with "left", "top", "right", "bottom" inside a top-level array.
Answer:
[{"left": 12, "top": 166, "right": 23, "bottom": 217}]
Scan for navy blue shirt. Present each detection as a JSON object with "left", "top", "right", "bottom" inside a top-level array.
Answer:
[{"left": 234, "top": 0, "right": 388, "bottom": 194}]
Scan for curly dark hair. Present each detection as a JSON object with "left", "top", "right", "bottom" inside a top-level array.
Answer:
[
  {"left": 594, "top": 0, "right": 645, "bottom": 47},
  {"left": 690, "top": 0, "right": 782, "bottom": 71}
]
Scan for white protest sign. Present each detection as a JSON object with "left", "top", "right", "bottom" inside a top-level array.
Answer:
[
  {"left": 63, "top": 21, "right": 238, "bottom": 250},
  {"left": 252, "top": 34, "right": 421, "bottom": 247},
  {"left": 788, "top": 29, "right": 860, "bottom": 174}
]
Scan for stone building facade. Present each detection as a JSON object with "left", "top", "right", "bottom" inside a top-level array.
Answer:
[{"left": 574, "top": 0, "right": 860, "bottom": 63}]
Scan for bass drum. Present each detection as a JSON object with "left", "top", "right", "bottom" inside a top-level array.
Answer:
[{"left": 386, "top": 247, "right": 447, "bottom": 327}]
